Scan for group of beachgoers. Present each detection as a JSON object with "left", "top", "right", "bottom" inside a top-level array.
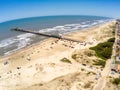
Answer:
[{"left": 0, "top": 38, "right": 91, "bottom": 80}]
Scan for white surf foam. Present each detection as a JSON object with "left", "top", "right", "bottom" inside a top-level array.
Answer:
[
  {"left": 0, "top": 33, "right": 34, "bottom": 48},
  {"left": 0, "top": 38, "right": 16, "bottom": 48}
]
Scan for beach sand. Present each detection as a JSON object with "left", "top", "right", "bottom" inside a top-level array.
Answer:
[{"left": 0, "top": 20, "right": 116, "bottom": 90}]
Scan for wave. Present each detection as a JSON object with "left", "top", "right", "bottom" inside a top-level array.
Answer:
[{"left": 0, "top": 33, "right": 34, "bottom": 48}]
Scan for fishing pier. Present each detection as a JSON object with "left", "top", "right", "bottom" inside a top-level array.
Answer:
[{"left": 11, "top": 28, "right": 82, "bottom": 43}]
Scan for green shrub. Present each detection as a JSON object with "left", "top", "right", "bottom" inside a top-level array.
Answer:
[
  {"left": 112, "top": 78, "right": 120, "bottom": 85},
  {"left": 112, "top": 31, "right": 115, "bottom": 35},
  {"left": 87, "top": 72, "right": 91, "bottom": 75},
  {"left": 60, "top": 58, "right": 72, "bottom": 64},
  {"left": 94, "top": 60, "right": 106, "bottom": 67},
  {"left": 84, "top": 83, "right": 91, "bottom": 88},
  {"left": 81, "top": 68, "right": 85, "bottom": 71},
  {"left": 107, "top": 38, "right": 115, "bottom": 42},
  {"left": 72, "top": 54, "right": 77, "bottom": 59},
  {"left": 87, "top": 71, "right": 95, "bottom": 75},
  {"left": 90, "top": 38, "right": 115, "bottom": 60},
  {"left": 84, "top": 50, "right": 94, "bottom": 57}
]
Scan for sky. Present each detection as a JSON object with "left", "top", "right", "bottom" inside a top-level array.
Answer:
[{"left": 0, "top": 0, "right": 120, "bottom": 22}]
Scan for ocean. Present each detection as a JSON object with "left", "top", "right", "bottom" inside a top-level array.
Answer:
[{"left": 0, "top": 15, "right": 112, "bottom": 56}]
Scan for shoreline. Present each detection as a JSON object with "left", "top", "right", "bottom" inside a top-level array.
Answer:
[{"left": 0, "top": 20, "right": 112, "bottom": 59}]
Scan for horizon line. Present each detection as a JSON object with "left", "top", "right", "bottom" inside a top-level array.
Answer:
[{"left": 0, "top": 14, "right": 115, "bottom": 24}]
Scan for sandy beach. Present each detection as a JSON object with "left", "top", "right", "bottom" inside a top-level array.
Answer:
[{"left": 0, "top": 20, "right": 116, "bottom": 90}]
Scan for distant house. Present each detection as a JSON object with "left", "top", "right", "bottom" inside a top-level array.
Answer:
[{"left": 117, "top": 63, "right": 120, "bottom": 72}]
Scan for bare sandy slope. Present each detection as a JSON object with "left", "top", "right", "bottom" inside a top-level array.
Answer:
[{"left": 0, "top": 21, "right": 116, "bottom": 90}]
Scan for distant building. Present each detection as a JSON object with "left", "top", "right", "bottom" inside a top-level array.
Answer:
[
  {"left": 113, "top": 20, "right": 120, "bottom": 72},
  {"left": 117, "top": 63, "right": 120, "bottom": 72}
]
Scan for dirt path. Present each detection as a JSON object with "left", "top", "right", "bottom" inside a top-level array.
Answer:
[{"left": 93, "top": 59, "right": 112, "bottom": 90}]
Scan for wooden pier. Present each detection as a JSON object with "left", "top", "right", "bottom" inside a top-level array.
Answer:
[{"left": 11, "top": 28, "right": 82, "bottom": 43}]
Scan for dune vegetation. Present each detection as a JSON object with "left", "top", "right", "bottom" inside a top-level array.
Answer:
[{"left": 90, "top": 38, "right": 115, "bottom": 60}]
